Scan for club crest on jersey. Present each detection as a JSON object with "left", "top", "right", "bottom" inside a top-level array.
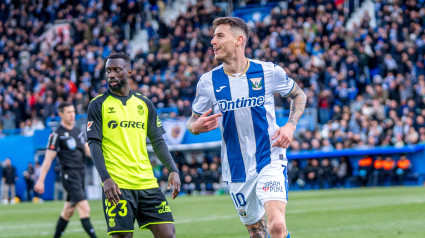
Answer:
[
  {"left": 137, "top": 105, "right": 145, "bottom": 116},
  {"left": 109, "top": 218, "right": 115, "bottom": 227},
  {"left": 66, "top": 138, "right": 77, "bottom": 150},
  {"left": 87, "top": 121, "right": 93, "bottom": 131},
  {"left": 249, "top": 77, "right": 263, "bottom": 90},
  {"left": 238, "top": 207, "right": 247, "bottom": 217}
]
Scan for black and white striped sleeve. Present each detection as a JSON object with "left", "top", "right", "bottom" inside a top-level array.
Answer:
[{"left": 46, "top": 131, "right": 60, "bottom": 151}]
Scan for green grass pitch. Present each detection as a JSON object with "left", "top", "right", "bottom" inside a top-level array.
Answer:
[{"left": 0, "top": 186, "right": 424, "bottom": 238}]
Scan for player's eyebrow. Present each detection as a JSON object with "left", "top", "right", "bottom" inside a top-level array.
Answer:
[
  {"left": 214, "top": 32, "right": 225, "bottom": 37},
  {"left": 105, "top": 65, "right": 124, "bottom": 70}
]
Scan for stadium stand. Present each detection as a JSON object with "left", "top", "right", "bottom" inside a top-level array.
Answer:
[{"left": 0, "top": 0, "right": 425, "bottom": 199}]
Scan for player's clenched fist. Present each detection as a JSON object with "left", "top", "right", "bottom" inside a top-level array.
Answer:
[
  {"left": 272, "top": 123, "right": 296, "bottom": 148},
  {"left": 190, "top": 108, "right": 222, "bottom": 135},
  {"left": 34, "top": 181, "right": 45, "bottom": 194}
]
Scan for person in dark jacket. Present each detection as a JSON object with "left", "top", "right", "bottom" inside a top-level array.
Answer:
[{"left": 2, "top": 158, "right": 17, "bottom": 204}]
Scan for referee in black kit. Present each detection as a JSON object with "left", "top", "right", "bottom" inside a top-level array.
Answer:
[{"left": 35, "top": 102, "right": 97, "bottom": 238}]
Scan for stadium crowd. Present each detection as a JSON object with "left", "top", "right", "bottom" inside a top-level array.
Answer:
[
  {"left": 1, "top": 0, "right": 425, "bottom": 195},
  {"left": 1, "top": 0, "right": 425, "bottom": 147}
]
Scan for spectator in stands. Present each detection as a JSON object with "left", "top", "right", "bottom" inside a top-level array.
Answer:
[
  {"left": 303, "top": 159, "right": 320, "bottom": 189},
  {"left": 319, "top": 158, "right": 335, "bottom": 189},
  {"left": 180, "top": 164, "right": 194, "bottom": 195},
  {"left": 53, "top": 163, "right": 66, "bottom": 201},
  {"left": 2, "top": 158, "right": 17, "bottom": 204},
  {"left": 357, "top": 155, "right": 373, "bottom": 187},
  {"left": 1, "top": 103, "right": 16, "bottom": 130},
  {"left": 189, "top": 167, "right": 202, "bottom": 194},
  {"left": 200, "top": 162, "right": 213, "bottom": 193},
  {"left": 396, "top": 154, "right": 412, "bottom": 185},
  {"left": 334, "top": 156, "right": 352, "bottom": 188},
  {"left": 207, "top": 162, "right": 221, "bottom": 193},
  {"left": 288, "top": 160, "right": 302, "bottom": 188},
  {"left": 372, "top": 155, "right": 384, "bottom": 186},
  {"left": 382, "top": 156, "right": 396, "bottom": 185},
  {"left": 23, "top": 162, "right": 35, "bottom": 201},
  {"left": 158, "top": 166, "right": 170, "bottom": 195}
]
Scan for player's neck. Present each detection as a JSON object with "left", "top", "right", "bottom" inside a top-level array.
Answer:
[
  {"left": 110, "top": 85, "right": 131, "bottom": 97},
  {"left": 61, "top": 121, "right": 74, "bottom": 130},
  {"left": 223, "top": 56, "right": 249, "bottom": 76}
]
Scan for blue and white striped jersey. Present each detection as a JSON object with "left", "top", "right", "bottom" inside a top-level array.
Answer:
[{"left": 192, "top": 59, "right": 295, "bottom": 183}]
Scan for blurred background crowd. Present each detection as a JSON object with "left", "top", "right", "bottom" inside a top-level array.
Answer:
[
  {"left": 1, "top": 0, "right": 425, "bottom": 148},
  {"left": 1, "top": 0, "right": 425, "bottom": 196}
]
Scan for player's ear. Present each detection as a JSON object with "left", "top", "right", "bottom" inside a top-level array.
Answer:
[
  {"left": 127, "top": 69, "right": 133, "bottom": 77},
  {"left": 236, "top": 35, "right": 244, "bottom": 46}
]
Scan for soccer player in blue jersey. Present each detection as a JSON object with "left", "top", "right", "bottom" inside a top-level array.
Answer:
[{"left": 187, "top": 17, "right": 307, "bottom": 238}]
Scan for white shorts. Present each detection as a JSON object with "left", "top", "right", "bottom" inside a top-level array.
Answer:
[{"left": 228, "top": 160, "right": 288, "bottom": 225}]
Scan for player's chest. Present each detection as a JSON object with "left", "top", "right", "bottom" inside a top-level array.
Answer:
[
  {"left": 59, "top": 131, "right": 84, "bottom": 151},
  {"left": 211, "top": 76, "right": 271, "bottom": 113},
  {"left": 102, "top": 99, "right": 148, "bottom": 130}
]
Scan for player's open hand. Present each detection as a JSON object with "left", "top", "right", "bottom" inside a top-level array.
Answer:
[
  {"left": 191, "top": 108, "right": 222, "bottom": 134},
  {"left": 168, "top": 172, "right": 181, "bottom": 199},
  {"left": 272, "top": 123, "right": 296, "bottom": 148},
  {"left": 103, "top": 178, "right": 121, "bottom": 205},
  {"left": 34, "top": 180, "right": 44, "bottom": 194}
]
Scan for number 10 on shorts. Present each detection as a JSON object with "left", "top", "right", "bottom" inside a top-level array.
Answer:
[{"left": 231, "top": 193, "right": 246, "bottom": 208}]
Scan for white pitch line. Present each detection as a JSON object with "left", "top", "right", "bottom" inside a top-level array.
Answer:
[
  {"left": 0, "top": 215, "right": 236, "bottom": 237},
  {"left": 1, "top": 198, "right": 425, "bottom": 236}
]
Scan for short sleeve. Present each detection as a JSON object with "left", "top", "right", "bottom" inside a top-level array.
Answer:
[
  {"left": 192, "top": 76, "right": 213, "bottom": 115},
  {"left": 46, "top": 131, "right": 60, "bottom": 151},
  {"left": 273, "top": 65, "right": 295, "bottom": 97},
  {"left": 146, "top": 99, "right": 166, "bottom": 140},
  {"left": 86, "top": 99, "right": 103, "bottom": 141}
]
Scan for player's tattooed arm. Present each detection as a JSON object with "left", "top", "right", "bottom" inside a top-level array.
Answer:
[
  {"left": 187, "top": 112, "right": 201, "bottom": 135},
  {"left": 247, "top": 217, "right": 268, "bottom": 238},
  {"left": 286, "top": 83, "right": 307, "bottom": 128},
  {"left": 187, "top": 109, "right": 222, "bottom": 135}
]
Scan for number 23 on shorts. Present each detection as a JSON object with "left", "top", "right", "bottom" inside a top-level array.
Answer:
[{"left": 105, "top": 199, "right": 128, "bottom": 217}]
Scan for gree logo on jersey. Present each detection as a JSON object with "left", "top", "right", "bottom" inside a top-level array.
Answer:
[
  {"left": 217, "top": 96, "right": 265, "bottom": 112},
  {"left": 107, "top": 120, "right": 145, "bottom": 129}
]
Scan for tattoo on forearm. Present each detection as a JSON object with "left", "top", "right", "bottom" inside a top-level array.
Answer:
[
  {"left": 287, "top": 84, "right": 307, "bottom": 127},
  {"left": 187, "top": 113, "right": 200, "bottom": 134},
  {"left": 247, "top": 218, "right": 268, "bottom": 238}
]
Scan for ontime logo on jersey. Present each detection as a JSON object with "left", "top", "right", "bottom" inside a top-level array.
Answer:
[
  {"left": 217, "top": 96, "right": 265, "bottom": 112},
  {"left": 108, "top": 120, "right": 145, "bottom": 129}
]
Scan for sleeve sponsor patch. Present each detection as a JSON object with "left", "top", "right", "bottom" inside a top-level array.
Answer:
[{"left": 87, "top": 121, "right": 93, "bottom": 131}]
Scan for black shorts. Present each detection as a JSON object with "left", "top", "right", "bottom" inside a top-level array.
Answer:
[
  {"left": 61, "top": 169, "right": 86, "bottom": 204},
  {"left": 102, "top": 187, "right": 174, "bottom": 235}
]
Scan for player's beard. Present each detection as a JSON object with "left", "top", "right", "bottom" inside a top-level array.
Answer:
[
  {"left": 108, "top": 78, "right": 127, "bottom": 92},
  {"left": 215, "top": 48, "right": 233, "bottom": 64}
]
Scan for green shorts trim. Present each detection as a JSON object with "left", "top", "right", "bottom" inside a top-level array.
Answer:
[
  {"left": 108, "top": 230, "right": 134, "bottom": 235},
  {"left": 139, "top": 221, "right": 175, "bottom": 230}
]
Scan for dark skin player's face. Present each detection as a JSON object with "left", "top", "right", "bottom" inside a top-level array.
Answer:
[{"left": 105, "top": 58, "right": 132, "bottom": 96}]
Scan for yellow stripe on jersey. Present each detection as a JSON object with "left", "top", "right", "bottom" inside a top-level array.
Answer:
[{"left": 90, "top": 94, "right": 104, "bottom": 103}]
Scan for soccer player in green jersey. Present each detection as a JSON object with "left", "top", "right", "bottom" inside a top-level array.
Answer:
[{"left": 87, "top": 52, "right": 181, "bottom": 238}]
